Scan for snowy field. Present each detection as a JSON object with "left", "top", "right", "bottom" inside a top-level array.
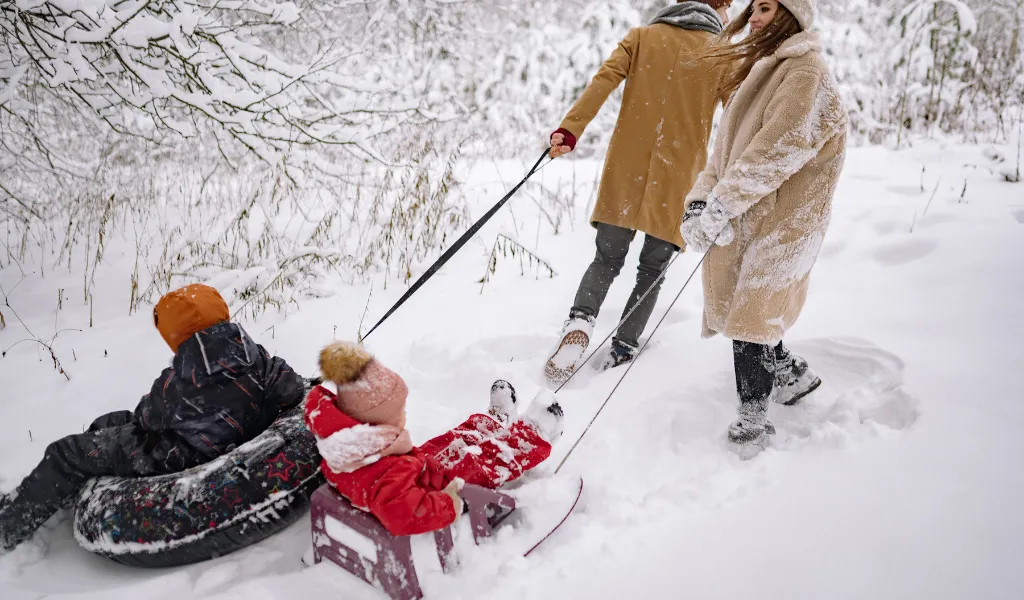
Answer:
[{"left": 1, "top": 141, "right": 1023, "bottom": 599}]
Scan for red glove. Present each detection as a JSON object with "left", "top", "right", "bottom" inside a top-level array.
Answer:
[{"left": 551, "top": 128, "right": 577, "bottom": 150}]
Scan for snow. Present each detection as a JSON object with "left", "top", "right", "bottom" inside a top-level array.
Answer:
[
  {"left": 315, "top": 424, "right": 398, "bottom": 473},
  {"left": 2, "top": 140, "right": 1024, "bottom": 599},
  {"left": 322, "top": 516, "right": 377, "bottom": 564}
]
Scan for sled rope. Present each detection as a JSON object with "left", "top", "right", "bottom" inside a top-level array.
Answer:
[
  {"left": 554, "top": 246, "right": 714, "bottom": 474},
  {"left": 554, "top": 250, "right": 683, "bottom": 393},
  {"left": 362, "top": 148, "right": 553, "bottom": 340}
]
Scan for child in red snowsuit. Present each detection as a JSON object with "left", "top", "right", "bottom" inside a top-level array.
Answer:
[{"left": 305, "top": 342, "right": 564, "bottom": 537}]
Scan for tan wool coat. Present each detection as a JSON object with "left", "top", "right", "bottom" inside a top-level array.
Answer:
[
  {"left": 686, "top": 31, "right": 849, "bottom": 344},
  {"left": 558, "top": 24, "right": 726, "bottom": 247}
]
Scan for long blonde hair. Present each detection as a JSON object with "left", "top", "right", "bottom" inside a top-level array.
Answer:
[{"left": 706, "top": 3, "right": 803, "bottom": 101}]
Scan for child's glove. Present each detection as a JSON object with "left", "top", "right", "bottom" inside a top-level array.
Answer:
[{"left": 443, "top": 477, "right": 465, "bottom": 521}]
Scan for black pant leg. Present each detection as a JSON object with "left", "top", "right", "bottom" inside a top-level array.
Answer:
[
  {"left": 615, "top": 234, "right": 678, "bottom": 348},
  {"left": 572, "top": 223, "right": 635, "bottom": 319},
  {"left": 0, "top": 424, "right": 184, "bottom": 550},
  {"left": 733, "top": 340, "right": 777, "bottom": 406}
]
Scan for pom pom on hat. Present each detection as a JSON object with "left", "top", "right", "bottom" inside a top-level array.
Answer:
[
  {"left": 317, "top": 341, "right": 408, "bottom": 429},
  {"left": 319, "top": 342, "right": 373, "bottom": 385}
]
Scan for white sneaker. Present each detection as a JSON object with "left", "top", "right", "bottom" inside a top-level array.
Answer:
[{"left": 544, "top": 316, "right": 594, "bottom": 384}]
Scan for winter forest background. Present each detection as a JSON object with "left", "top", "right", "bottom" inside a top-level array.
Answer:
[{"left": 2, "top": 0, "right": 1021, "bottom": 322}]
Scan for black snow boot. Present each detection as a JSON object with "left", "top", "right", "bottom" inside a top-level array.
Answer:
[
  {"left": 772, "top": 343, "right": 822, "bottom": 406},
  {"left": 728, "top": 341, "right": 777, "bottom": 453},
  {"left": 598, "top": 339, "right": 638, "bottom": 371}
]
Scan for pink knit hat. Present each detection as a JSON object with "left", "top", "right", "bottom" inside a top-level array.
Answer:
[{"left": 318, "top": 342, "right": 408, "bottom": 428}]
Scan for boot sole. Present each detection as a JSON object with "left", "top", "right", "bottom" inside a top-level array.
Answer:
[
  {"left": 778, "top": 377, "right": 822, "bottom": 406},
  {"left": 544, "top": 330, "right": 590, "bottom": 383}
]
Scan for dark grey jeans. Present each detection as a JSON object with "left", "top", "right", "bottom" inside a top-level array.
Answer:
[{"left": 571, "top": 223, "right": 678, "bottom": 348}]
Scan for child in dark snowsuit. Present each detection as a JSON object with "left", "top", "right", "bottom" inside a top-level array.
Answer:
[
  {"left": 305, "top": 342, "right": 563, "bottom": 537},
  {"left": 0, "top": 284, "right": 305, "bottom": 552}
]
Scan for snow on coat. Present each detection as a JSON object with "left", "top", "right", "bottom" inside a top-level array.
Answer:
[
  {"left": 419, "top": 414, "right": 552, "bottom": 489},
  {"left": 686, "top": 31, "right": 849, "bottom": 344},
  {"left": 304, "top": 389, "right": 553, "bottom": 536},
  {"left": 558, "top": 22, "right": 727, "bottom": 247}
]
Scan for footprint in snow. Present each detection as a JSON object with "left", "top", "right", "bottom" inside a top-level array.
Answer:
[
  {"left": 871, "top": 238, "right": 938, "bottom": 267},
  {"left": 771, "top": 337, "right": 920, "bottom": 447},
  {"left": 871, "top": 218, "right": 908, "bottom": 235},
  {"left": 656, "top": 306, "right": 700, "bottom": 327},
  {"left": 535, "top": 338, "right": 919, "bottom": 519},
  {"left": 1013, "top": 208, "right": 1024, "bottom": 224},
  {"left": 915, "top": 212, "right": 957, "bottom": 228},
  {"left": 818, "top": 238, "right": 847, "bottom": 259},
  {"left": 885, "top": 184, "right": 924, "bottom": 196},
  {"left": 619, "top": 338, "right": 917, "bottom": 463}
]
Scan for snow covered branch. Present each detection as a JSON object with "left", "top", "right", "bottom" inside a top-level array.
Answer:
[{"left": 0, "top": 0, "right": 394, "bottom": 213}]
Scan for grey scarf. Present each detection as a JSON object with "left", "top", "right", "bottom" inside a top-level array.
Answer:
[{"left": 649, "top": 2, "right": 724, "bottom": 35}]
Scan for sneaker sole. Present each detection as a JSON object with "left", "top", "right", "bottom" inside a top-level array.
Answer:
[
  {"left": 778, "top": 377, "right": 822, "bottom": 406},
  {"left": 543, "top": 330, "right": 590, "bottom": 383}
]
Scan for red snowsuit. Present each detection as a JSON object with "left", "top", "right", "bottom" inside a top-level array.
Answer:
[{"left": 305, "top": 387, "right": 552, "bottom": 536}]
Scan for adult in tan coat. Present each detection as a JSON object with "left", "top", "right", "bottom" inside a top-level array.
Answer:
[
  {"left": 543, "top": 0, "right": 733, "bottom": 384},
  {"left": 680, "top": 0, "right": 848, "bottom": 451}
]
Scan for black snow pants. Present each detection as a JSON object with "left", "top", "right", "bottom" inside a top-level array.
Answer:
[
  {"left": 733, "top": 341, "right": 794, "bottom": 407},
  {"left": 0, "top": 411, "right": 203, "bottom": 551}
]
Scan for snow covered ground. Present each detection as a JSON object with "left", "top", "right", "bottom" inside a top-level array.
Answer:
[{"left": 2, "top": 141, "right": 1023, "bottom": 599}]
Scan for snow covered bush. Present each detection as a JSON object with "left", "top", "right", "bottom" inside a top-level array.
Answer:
[
  {"left": 816, "top": 0, "right": 1023, "bottom": 144},
  {"left": 891, "top": 0, "right": 978, "bottom": 145},
  {"left": 0, "top": 0, "right": 409, "bottom": 220},
  {"left": 2, "top": 0, "right": 1021, "bottom": 319}
]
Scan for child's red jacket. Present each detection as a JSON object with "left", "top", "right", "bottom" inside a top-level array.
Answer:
[{"left": 305, "top": 386, "right": 551, "bottom": 536}]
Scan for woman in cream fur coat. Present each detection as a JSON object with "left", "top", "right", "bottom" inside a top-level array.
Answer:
[{"left": 680, "top": 0, "right": 849, "bottom": 451}]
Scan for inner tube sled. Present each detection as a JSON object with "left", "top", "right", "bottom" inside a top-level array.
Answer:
[{"left": 73, "top": 406, "right": 324, "bottom": 567}]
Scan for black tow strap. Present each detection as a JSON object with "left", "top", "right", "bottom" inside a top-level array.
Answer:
[{"left": 361, "top": 148, "right": 551, "bottom": 340}]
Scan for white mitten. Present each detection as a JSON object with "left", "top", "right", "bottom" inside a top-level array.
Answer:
[
  {"left": 680, "top": 200, "right": 713, "bottom": 253},
  {"left": 699, "top": 194, "right": 735, "bottom": 247},
  {"left": 443, "top": 477, "right": 465, "bottom": 520}
]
